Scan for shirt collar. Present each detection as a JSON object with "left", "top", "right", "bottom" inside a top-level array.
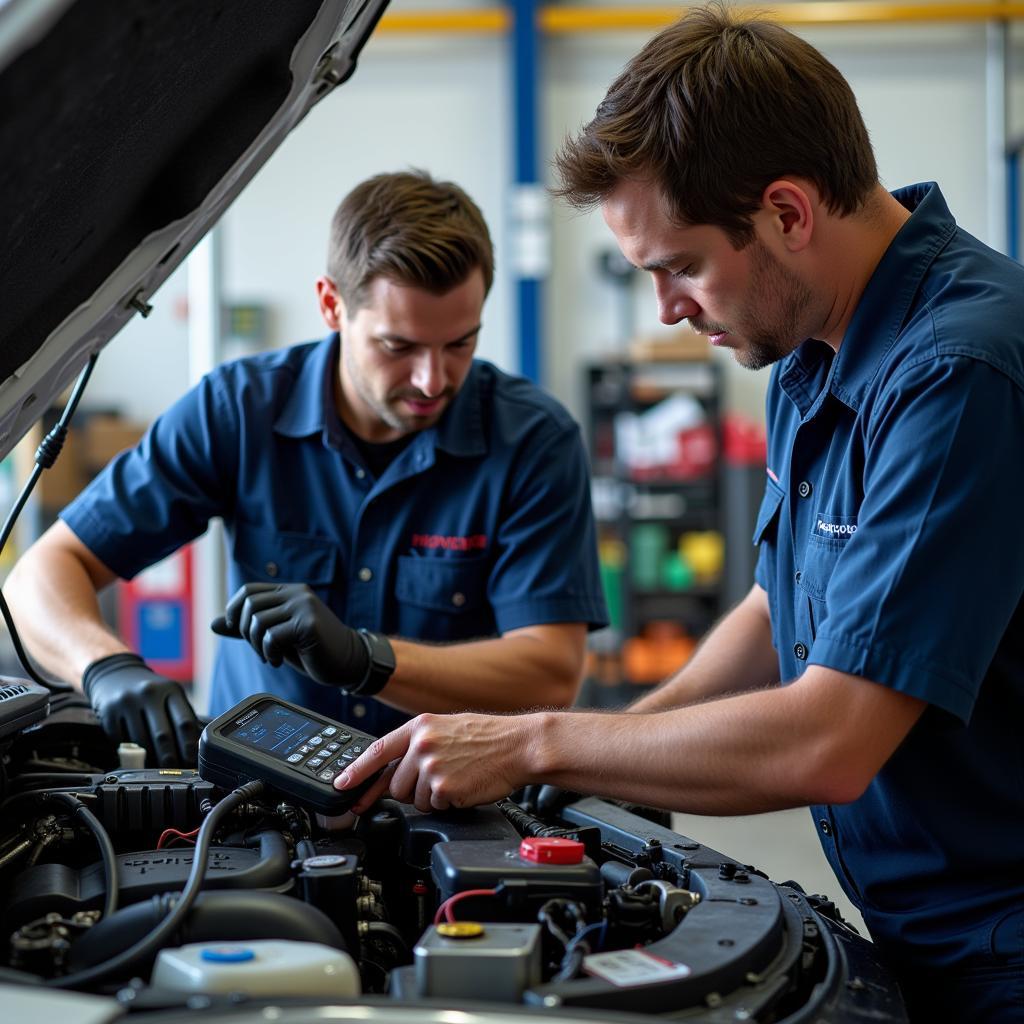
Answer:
[
  {"left": 273, "top": 333, "right": 341, "bottom": 445},
  {"left": 273, "top": 332, "right": 486, "bottom": 458},
  {"left": 431, "top": 360, "right": 486, "bottom": 457},
  {"left": 779, "top": 182, "right": 957, "bottom": 416}
]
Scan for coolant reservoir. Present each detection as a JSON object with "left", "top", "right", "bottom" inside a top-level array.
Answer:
[{"left": 151, "top": 940, "right": 360, "bottom": 997}]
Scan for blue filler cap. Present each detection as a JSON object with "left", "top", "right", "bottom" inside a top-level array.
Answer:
[{"left": 200, "top": 946, "right": 256, "bottom": 963}]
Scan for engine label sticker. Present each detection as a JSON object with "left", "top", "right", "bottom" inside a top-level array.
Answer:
[{"left": 583, "top": 949, "right": 692, "bottom": 986}]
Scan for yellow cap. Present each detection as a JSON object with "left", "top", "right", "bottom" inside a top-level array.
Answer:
[{"left": 436, "top": 922, "right": 484, "bottom": 939}]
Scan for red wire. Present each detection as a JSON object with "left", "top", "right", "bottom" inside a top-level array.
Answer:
[
  {"left": 156, "top": 826, "right": 201, "bottom": 849},
  {"left": 433, "top": 888, "right": 498, "bottom": 925}
]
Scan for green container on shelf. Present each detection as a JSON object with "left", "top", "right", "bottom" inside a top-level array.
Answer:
[
  {"left": 661, "top": 551, "right": 694, "bottom": 591},
  {"left": 599, "top": 559, "right": 624, "bottom": 631},
  {"left": 630, "top": 523, "right": 668, "bottom": 590}
]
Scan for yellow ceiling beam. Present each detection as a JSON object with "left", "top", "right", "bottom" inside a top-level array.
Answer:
[{"left": 377, "top": 2, "right": 1024, "bottom": 35}]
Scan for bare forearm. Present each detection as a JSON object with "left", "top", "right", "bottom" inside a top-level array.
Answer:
[
  {"left": 628, "top": 584, "right": 779, "bottom": 713},
  {"left": 522, "top": 661, "right": 926, "bottom": 815},
  {"left": 380, "top": 623, "right": 586, "bottom": 715},
  {"left": 4, "top": 536, "right": 127, "bottom": 685}
]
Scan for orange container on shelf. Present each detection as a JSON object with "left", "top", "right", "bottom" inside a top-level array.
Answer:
[{"left": 623, "top": 622, "right": 697, "bottom": 684}]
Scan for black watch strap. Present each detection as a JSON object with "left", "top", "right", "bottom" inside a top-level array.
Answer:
[{"left": 351, "top": 629, "right": 396, "bottom": 697}]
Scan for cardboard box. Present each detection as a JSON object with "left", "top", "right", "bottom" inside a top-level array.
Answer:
[{"left": 81, "top": 415, "right": 147, "bottom": 472}]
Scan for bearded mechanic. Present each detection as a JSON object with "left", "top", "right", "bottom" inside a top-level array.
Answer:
[
  {"left": 336, "top": 11, "right": 1024, "bottom": 1023},
  {"left": 4, "top": 170, "right": 607, "bottom": 769}
]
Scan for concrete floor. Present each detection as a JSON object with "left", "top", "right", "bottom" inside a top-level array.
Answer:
[{"left": 671, "top": 807, "right": 866, "bottom": 935}]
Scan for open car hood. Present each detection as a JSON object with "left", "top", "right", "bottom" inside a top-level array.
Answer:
[{"left": 0, "top": 0, "right": 389, "bottom": 462}]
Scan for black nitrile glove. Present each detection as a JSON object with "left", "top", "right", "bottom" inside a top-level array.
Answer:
[
  {"left": 211, "top": 583, "right": 370, "bottom": 688},
  {"left": 82, "top": 653, "right": 201, "bottom": 767}
]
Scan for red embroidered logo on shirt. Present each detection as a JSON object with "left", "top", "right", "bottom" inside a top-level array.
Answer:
[{"left": 411, "top": 533, "right": 488, "bottom": 551}]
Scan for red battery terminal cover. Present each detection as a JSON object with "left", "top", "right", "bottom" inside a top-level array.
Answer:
[{"left": 519, "top": 837, "right": 585, "bottom": 864}]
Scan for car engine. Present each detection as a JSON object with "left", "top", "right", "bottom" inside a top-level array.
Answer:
[{"left": 0, "top": 679, "right": 907, "bottom": 1022}]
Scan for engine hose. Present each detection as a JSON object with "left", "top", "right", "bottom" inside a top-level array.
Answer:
[
  {"left": 48, "top": 779, "right": 265, "bottom": 990},
  {"left": 45, "top": 793, "right": 119, "bottom": 920}
]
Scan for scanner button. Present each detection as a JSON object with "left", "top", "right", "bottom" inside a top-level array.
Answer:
[
  {"left": 286, "top": 753, "right": 303, "bottom": 763},
  {"left": 322, "top": 726, "right": 338, "bottom": 736},
  {"left": 318, "top": 770, "right": 336, "bottom": 782}
]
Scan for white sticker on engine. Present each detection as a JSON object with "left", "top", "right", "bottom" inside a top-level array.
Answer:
[{"left": 583, "top": 949, "right": 692, "bottom": 986}]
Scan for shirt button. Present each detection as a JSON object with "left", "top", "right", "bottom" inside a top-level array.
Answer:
[
  {"left": 352, "top": 703, "right": 366, "bottom": 718},
  {"left": 265, "top": 562, "right": 279, "bottom": 578},
  {"left": 355, "top": 468, "right": 366, "bottom": 480},
  {"left": 451, "top": 591, "right": 466, "bottom": 608},
  {"left": 794, "top": 570, "right": 802, "bottom": 584},
  {"left": 797, "top": 480, "right": 813, "bottom": 499},
  {"left": 793, "top": 641, "right": 808, "bottom": 660},
  {"left": 819, "top": 818, "right": 832, "bottom": 837},
  {"left": 358, "top": 567, "right": 373, "bottom": 582}
]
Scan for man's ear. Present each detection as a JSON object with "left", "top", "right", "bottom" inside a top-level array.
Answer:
[
  {"left": 316, "top": 276, "right": 347, "bottom": 330},
  {"left": 760, "top": 180, "right": 815, "bottom": 253}
]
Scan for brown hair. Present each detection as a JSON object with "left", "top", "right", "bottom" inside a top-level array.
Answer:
[
  {"left": 553, "top": 3, "right": 877, "bottom": 245},
  {"left": 327, "top": 170, "right": 494, "bottom": 310}
]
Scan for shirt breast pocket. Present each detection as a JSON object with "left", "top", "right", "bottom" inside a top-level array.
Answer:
[
  {"left": 231, "top": 523, "right": 339, "bottom": 598},
  {"left": 797, "top": 537, "right": 843, "bottom": 637},
  {"left": 395, "top": 554, "right": 494, "bottom": 640}
]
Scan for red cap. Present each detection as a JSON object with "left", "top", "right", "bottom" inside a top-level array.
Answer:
[{"left": 519, "top": 837, "right": 585, "bottom": 864}]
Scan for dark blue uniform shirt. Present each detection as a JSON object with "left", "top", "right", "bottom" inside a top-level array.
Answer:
[
  {"left": 754, "top": 183, "right": 1024, "bottom": 975},
  {"left": 62, "top": 335, "right": 608, "bottom": 734}
]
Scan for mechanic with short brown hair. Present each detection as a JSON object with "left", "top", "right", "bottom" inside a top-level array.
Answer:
[
  {"left": 4, "top": 169, "right": 607, "bottom": 775},
  {"left": 336, "top": 12, "right": 1024, "bottom": 1021}
]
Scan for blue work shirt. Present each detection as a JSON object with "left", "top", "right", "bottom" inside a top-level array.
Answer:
[
  {"left": 754, "top": 183, "right": 1024, "bottom": 973},
  {"left": 62, "top": 335, "right": 608, "bottom": 735}
]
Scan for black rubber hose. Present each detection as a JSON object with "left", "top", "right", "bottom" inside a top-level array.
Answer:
[
  {"left": 48, "top": 779, "right": 264, "bottom": 990},
  {"left": 45, "top": 792, "right": 118, "bottom": 920}
]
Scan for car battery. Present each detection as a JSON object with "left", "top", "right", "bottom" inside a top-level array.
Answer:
[
  {"left": 431, "top": 838, "right": 602, "bottom": 916},
  {"left": 414, "top": 922, "right": 541, "bottom": 1001}
]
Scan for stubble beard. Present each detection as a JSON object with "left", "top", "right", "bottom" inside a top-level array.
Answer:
[{"left": 732, "top": 242, "right": 815, "bottom": 372}]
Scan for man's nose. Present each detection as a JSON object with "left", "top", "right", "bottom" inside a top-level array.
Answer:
[
  {"left": 654, "top": 277, "right": 700, "bottom": 326},
  {"left": 411, "top": 351, "right": 446, "bottom": 397}
]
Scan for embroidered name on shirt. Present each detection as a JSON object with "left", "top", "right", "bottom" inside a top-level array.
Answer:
[
  {"left": 815, "top": 514, "right": 858, "bottom": 539},
  {"left": 411, "top": 533, "right": 488, "bottom": 551}
]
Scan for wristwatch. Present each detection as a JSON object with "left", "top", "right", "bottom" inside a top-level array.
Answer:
[{"left": 351, "top": 629, "right": 396, "bottom": 697}]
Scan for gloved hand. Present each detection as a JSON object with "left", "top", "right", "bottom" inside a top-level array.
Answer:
[
  {"left": 211, "top": 583, "right": 370, "bottom": 688},
  {"left": 82, "top": 653, "right": 201, "bottom": 767}
]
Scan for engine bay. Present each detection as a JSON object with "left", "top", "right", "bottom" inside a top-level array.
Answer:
[{"left": 0, "top": 679, "right": 907, "bottom": 1022}]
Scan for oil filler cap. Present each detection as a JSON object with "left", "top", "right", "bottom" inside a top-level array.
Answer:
[
  {"left": 519, "top": 837, "right": 585, "bottom": 864},
  {"left": 436, "top": 922, "right": 484, "bottom": 939}
]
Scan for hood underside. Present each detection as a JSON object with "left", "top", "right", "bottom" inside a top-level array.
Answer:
[{"left": 0, "top": 0, "right": 387, "bottom": 461}]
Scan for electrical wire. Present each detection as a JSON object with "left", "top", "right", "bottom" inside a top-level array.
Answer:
[
  {"left": 156, "top": 826, "right": 200, "bottom": 849},
  {"left": 44, "top": 791, "right": 119, "bottom": 921},
  {"left": 0, "top": 352, "right": 99, "bottom": 693},
  {"left": 433, "top": 887, "right": 498, "bottom": 925},
  {"left": 48, "top": 779, "right": 265, "bottom": 990}
]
